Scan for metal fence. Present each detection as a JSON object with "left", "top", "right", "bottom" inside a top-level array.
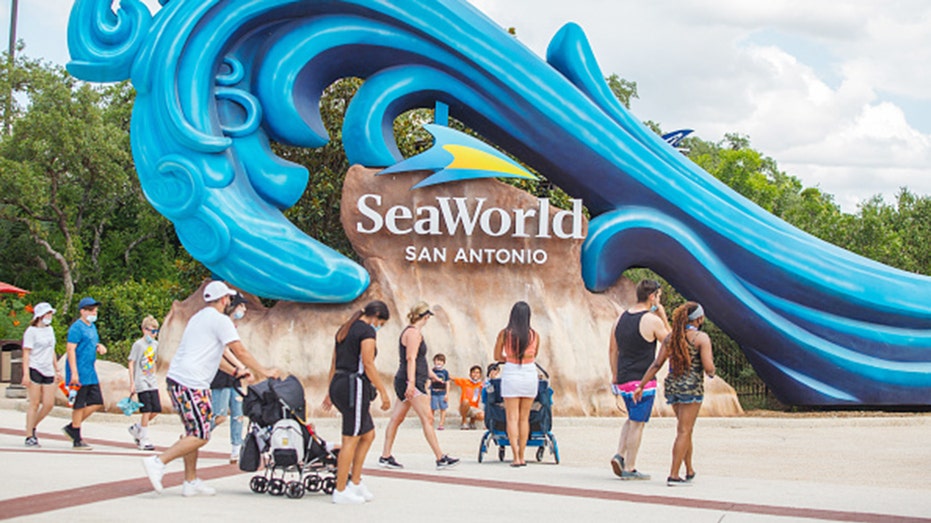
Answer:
[{"left": 714, "top": 345, "right": 770, "bottom": 406}]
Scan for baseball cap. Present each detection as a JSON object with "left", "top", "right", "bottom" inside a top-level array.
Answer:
[
  {"left": 33, "top": 302, "right": 56, "bottom": 320},
  {"left": 78, "top": 297, "right": 101, "bottom": 310},
  {"left": 203, "top": 281, "right": 238, "bottom": 302}
]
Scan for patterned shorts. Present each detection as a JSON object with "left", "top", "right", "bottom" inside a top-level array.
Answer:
[{"left": 167, "top": 379, "right": 213, "bottom": 440}]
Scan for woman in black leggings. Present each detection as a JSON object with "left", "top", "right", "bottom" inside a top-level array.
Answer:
[{"left": 323, "top": 301, "right": 391, "bottom": 504}]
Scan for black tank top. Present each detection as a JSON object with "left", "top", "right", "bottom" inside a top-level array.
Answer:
[
  {"left": 614, "top": 311, "right": 657, "bottom": 383},
  {"left": 396, "top": 326, "right": 428, "bottom": 384}
]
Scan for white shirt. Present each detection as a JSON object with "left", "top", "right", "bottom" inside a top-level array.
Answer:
[
  {"left": 167, "top": 307, "right": 240, "bottom": 389},
  {"left": 23, "top": 325, "right": 56, "bottom": 377}
]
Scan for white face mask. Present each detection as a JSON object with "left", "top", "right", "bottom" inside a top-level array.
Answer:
[
  {"left": 86, "top": 315, "right": 97, "bottom": 323},
  {"left": 232, "top": 310, "right": 245, "bottom": 320},
  {"left": 41, "top": 316, "right": 53, "bottom": 326}
]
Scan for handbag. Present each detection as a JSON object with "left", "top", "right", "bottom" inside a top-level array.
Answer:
[{"left": 239, "top": 430, "right": 261, "bottom": 472}]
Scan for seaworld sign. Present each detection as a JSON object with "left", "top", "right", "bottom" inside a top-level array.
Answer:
[
  {"left": 356, "top": 195, "right": 584, "bottom": 238},
  {"left": 355, "top": 195, "right": 584, "bottom": 265}
]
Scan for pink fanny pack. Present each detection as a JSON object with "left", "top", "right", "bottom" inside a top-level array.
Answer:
[{"left": 611, "top": 380, "right": 656, "bottom": 395}]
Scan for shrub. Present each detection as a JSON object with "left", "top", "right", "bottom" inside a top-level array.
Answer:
[{"left": 75, "top": 279, "right": 186, "bottom": 364}]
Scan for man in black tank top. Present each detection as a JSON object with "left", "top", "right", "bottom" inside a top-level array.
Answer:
[{"left": 608, "top": 280, "right": 670, "bottom": 480}]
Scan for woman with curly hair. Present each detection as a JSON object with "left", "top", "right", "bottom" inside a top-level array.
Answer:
[{"left": 634, "top": 301, "right": 715, "bottom": 486}]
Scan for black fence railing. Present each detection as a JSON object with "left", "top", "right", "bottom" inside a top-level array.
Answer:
[{"left": 714, "top": 345, "right": 771, "bottom": 408}]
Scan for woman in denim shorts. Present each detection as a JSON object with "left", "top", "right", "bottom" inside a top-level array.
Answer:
[{"left": 634, "top": 302, "right": 716, "bottom": 487}]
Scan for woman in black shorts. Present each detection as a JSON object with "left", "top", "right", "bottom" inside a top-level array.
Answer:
[
  {"left": 323, "top": 301, "right": 391, "bottom": 505},
  {"left": 21, "top": 302, "right": 60, "bottom": 447},
  {"left": 378, "top": 302, "right": 459, "bottom": 470}
]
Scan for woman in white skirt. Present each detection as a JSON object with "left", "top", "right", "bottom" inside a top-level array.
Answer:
[{"left": 493, "top": 301, "right": 540, "bottom": 466}]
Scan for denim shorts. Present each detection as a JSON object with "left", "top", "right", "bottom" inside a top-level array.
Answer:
[
  {"left": 430, "top": 394, "right": 448, "bottom": 411},
  {"left": 665, "top": 393, "right": 703, "bottom": 405}
]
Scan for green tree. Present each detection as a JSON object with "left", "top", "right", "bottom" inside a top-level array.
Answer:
[
  {"left": 0, "top": 57, "right": 173, "bottom": 314},
  {"left": 606, "top": 74, "right": 638, "bottom": 110}
]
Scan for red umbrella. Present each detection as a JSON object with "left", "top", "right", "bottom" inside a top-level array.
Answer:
[{"left": 0, "top": 282, "right": 30, "bottom": 294}]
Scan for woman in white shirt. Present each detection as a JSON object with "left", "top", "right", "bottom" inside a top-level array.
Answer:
[{"left": 22, "top": 302, "right": 59, "bottom": 447}]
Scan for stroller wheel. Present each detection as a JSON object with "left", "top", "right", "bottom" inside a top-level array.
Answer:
[
  {"left": 498, "top": 446, "right": 506, "bottom": 462},
  {"left": 322, "top": 476, "right": 336, "bottom": 495},
  {"left": 536, "top": 447, "right": 544, "bottom": 462},
  {"left": 303, "top": 474, "right": 322, "bottom": 492},
  {"left": 249, "top": 475, "right": 268, "bottom": 494},
  {"left": 285, "top": 480, "right": 305, "bottom": 499},
  {"left": 268, "top": 478, "right": 286, "bottom": 496}
]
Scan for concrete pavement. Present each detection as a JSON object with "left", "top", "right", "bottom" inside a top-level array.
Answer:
[{"left": 1, "top": 396, "right": 930, "bottom": 522}]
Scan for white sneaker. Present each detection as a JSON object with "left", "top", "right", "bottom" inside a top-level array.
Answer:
[
  {"left": 331, "top": 487, "right": 365, "bottom": 505},
  {"left": 142, "top": 455, "right": 165, "bottom": 493},
  {"left": 230, "top": 444, "right": 241, "bottom": 464},
  {"left": 348, "top": 481, "right": 374, "bottom": 502},
  {"left": 139, "top": 438, "right": 155, "bottom": 451},
  {"left": 128, "top": 424, "right": 141, "bottom": 445},
  {"left": 182, "top": 478, "right": 216, "bottom": 497}
]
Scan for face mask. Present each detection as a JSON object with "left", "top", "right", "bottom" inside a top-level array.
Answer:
[
  {"left": 232, "top": 310, "right": 245, "bottom": 320},
  {"left": 145, "top": 335, "right": 155, "bottom": 344},
  {"left": 42, "top": 316, "right": 53, "bottom": 326},
  {"left": 373, "top": 325, "right": 382, "bottom": 332},
  {"left": 87, "top": 315, "right": 97, "bottom": 323}
]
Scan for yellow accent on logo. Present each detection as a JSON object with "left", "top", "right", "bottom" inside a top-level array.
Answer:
[{"left": 443, "top": 145, "right": 534, "bottom": 178}]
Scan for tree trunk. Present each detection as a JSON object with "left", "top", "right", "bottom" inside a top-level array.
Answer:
[{"left": 34, "top": 236, "right": 73, "bottom": 317}]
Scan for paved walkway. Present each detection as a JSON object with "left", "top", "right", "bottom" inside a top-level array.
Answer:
[{"left": 1, "top": 398, "right": 930, "bottom": 522}]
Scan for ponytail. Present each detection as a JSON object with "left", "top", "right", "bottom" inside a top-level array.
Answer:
[{"left": 335, "top": 300, "right": 390, "bottom": 343}]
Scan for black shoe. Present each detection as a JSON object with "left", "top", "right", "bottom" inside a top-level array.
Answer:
[
  {"left": 61, "top": 424, "right": 78, "bottom": 443},
  {"left": 685, "top": 472, "right": 696, "bottom": 482},
  {"left": 25, "top": 436, "right": 39, "bottom": 447},
  {"left": 436, "top": 455, "right": 460, "bottom": 470},
  {"left": 73, "top": 439, "right": 93, "bottom": 450},
  {"left": 666, "top": 476, "right": 690, "bottom": 487},
  {"left": 378, "top": 455, "right": 404, "bottom": 469}
]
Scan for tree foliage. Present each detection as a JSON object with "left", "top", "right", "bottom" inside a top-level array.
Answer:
[{"left": 0, "top": 54, "right": 198, "bottom": 338}]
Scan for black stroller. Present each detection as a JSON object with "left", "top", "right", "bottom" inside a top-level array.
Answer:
[
  {"left": 239, "top": 376, "right": 338, "bottom": 499},
  {"left": 478, "top": 365, "right": 560, "bottom": 464}
]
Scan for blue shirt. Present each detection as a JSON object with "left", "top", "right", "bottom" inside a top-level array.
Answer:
[
  {"left": 430, "top": 368, "right": 449, "bottom": 396},
  {"left": 66, "top": 320, "right": 100, "bottom": 385}
]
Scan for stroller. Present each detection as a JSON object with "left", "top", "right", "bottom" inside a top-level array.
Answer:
[
  {"left": 239, "top": 376, "right": 338, "bottom": 499},
  {"left": 478, "top": 364, "right": 560, "bottom": 464}
]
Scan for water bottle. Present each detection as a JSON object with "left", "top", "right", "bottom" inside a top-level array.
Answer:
[{"left": 68, "top": 387, "right": 78, "bottom": 405}]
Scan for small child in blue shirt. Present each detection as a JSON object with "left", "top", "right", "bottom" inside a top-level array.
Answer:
[{"left": 429, "top": 353, "right": 450, "bottom": 430}]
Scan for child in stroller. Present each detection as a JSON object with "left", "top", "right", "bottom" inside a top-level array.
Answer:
[
  {"left": 478, "top": 364, "right": 559, "bottom": 464},
  {"left": 239, "top": 376, "right": 339, "bottom": 499}
]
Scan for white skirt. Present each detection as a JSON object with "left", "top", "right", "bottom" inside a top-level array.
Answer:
[{"left": 500, "top": 362, "right": 538, "bottom": 398}]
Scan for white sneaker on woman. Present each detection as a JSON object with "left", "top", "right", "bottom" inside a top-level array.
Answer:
[
  {"left": 348, "top": 481, "right": 374, "bottom": 501},
  {"left": 182, "top": 478, "right": 216, "bottom": 497},
  {"left": 332, "top": 487, "right": 365, "bottom": 505}
]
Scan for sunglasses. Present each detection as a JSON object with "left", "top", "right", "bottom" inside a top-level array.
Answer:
[{"left": 145, "top": 328, "right": 159, "bottom": 334}]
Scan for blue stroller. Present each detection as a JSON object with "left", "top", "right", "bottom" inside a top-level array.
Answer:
[{"left": 477, "top": 365, "right": 560, "bottom": 464}]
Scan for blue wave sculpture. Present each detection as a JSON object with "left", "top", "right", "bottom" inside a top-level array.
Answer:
[{"left": 67, "top": 0, "right": 931, "bottom": 405}]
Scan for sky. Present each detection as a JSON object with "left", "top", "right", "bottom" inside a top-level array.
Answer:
[{"left": 3, "top": 0, "right": 930, "bottom": 212}]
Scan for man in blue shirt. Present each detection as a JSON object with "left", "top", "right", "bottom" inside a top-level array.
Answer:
[{"left": 63, "top": 297, "right": 108, "bottom": 450}]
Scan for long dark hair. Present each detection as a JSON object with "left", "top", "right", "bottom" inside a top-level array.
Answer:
[
  {"left": 336, "top": 300, "right": 390, "bottom": 343},
  {"left": 504, "top": 301, "right": 533, "bottom": 361},
  {"left": 668, "top": 302, "right": 699, "bottom": 377}
]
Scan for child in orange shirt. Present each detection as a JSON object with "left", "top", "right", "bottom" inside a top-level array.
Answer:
[{"left": 452, "top": 366, "right": 485, "bottom": 429}]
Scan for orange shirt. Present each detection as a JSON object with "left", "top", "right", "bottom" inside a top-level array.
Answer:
[{"left": 452, "top": 377, "right": 483, "bottom": 408}]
